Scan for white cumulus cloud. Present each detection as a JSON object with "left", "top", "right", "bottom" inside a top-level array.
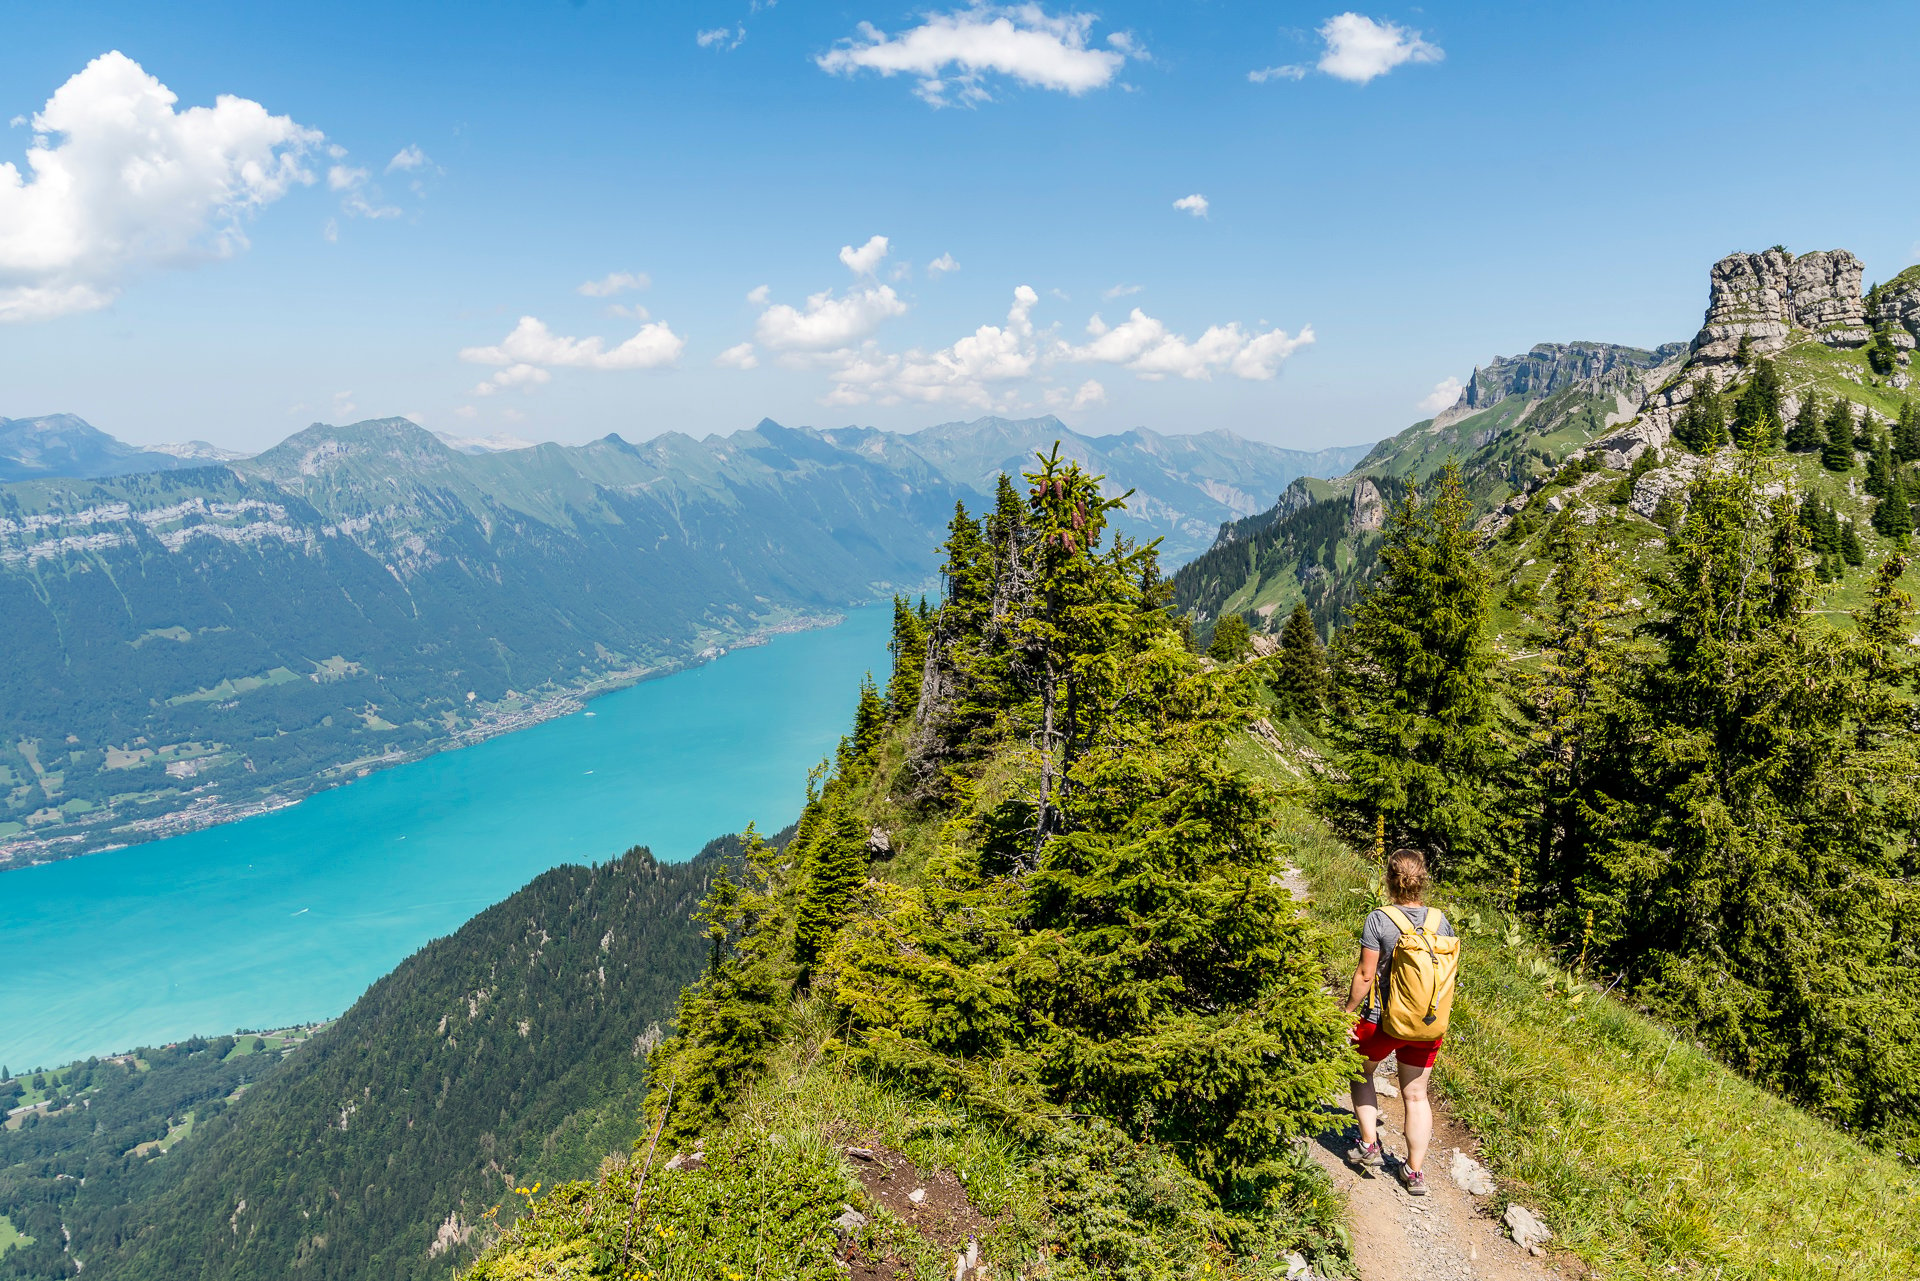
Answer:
[
  {"left": 1102, "top": 283, "right": 1142, "bottom": 300},
  {"left": 818, "top": 4, "right": 1140, "bottom": 107},
  {"left": 1418, "top": 376, "right": 1464, "bottom": 415},
  {"left": 578, "top": 271, "right": 650, "bottom": 297},
  {"left": 928, "top": 252, "right": 960, "bottom": 277},
  {"left": 460, "top": 315, "right": 685, "bottom": 392},
  {"left": 746, "top": 284, "right": 771, "bottom": 305},
  {"left": 838, "top": 234, "right": 890, "bottom": 276},
  {"left": 386, "top": 144, "right": 430, "bottom": 172},
  {"left": 697, "top": 25, "right": 745, "bottom": 50},
  {"left": 1173, "top": 193, "right": 1209, "bottom": 219},
  {"left": 755, "top": 284, "right": 908, "bottom": 351},
  {"left": 1069, "top": 309, "right": 1314, "bottom": 381},
  {"left": 715, "top": 342, "right": 759, "bottom": 370},
  {"left": 1315, "top": 12, "right": 1442, "bottom": 83},
  {"left": 0, "top": 51, "right": 321, "bottom": 322},
  {"left": 824, "top": 285, "right": 1039, "bottom": 408}
]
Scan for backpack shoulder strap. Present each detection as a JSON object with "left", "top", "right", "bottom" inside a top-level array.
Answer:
[
  {"left": 1379, "top": 904, "right": 1417, "bottom": 935},
  {"left": 1423, "top": 907, "right": 1448, "bottom": 936}
]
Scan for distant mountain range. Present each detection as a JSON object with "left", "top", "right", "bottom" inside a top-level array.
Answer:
[
  {"left": 0, "top": 412, "right": 1369, "bottom": 865},
  {"left": 0, "top": 415, "right": 244, "bottom": 482}
]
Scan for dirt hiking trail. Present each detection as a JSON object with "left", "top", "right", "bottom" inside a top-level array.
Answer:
[{"left": 1280, "top": 863, "right": 1573, "bottom": 1281}]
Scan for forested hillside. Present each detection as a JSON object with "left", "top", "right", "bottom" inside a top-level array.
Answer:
[
  {"left": 1177, "top": 245, "right": 1920, "bottom": 1156},
  {"left": 0, "top": 839, "right": 726, "bottom": 1280},
  {"left": 0, "top": 414, "right": 1363, "bottom": 868}
]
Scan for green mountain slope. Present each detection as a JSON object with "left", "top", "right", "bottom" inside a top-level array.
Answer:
[
  {"left": 0, "top": 417, "right": 218, "bottom": 484},
  {"left": 0, "top": 840, "right": 723, "bottom": 1281}
]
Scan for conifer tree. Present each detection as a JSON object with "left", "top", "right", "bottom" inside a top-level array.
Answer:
[
  {"left": 1898, "top": 398, "right": 1920, "bottom": 464},
  {"left": 885, "top": 596, "right": 927, "bottom": 719},
  {"left": 1786, "top": 393, "right": 1823, "bottom": 452},
  {"left": 1840, "top": 517, "right": 1867, "bottom": 566},
  {"left": 1822, "top": 399, "right": 1856, "bottom": 471},
  {"left": 852, "top": 673, "right": 887, "bottom": 758},
  {"left": 1873, "top": 471, "right": 1912, "bottom": 543},
  {"left": 1570, "top": 458, "right": 1920, "bottom": 1142},
  {"left": 1672, "top": 380, "right": 1728, "bottom": 453},
  {"left": 790, "top": 785, "right": 871, "bottom": 979},
  {"left": 1323, "top": 460, "right": 1504, "bottom": 869},
  {"left": 1206, "top": 612, "right": 1250, "bottom": 662},
  {"left": 1866, "top": 434, "right": 1893, "bottom": 498},
  {"left": 1731, "top": 359, "right": 1783, "bottom": 450},
  {"left": 1273, "top": 602, "right": 1328, "bottom": 719}
]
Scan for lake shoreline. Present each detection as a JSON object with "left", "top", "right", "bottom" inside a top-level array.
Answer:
[{"left": 0, "top": 607, "right": 853, "bottom": 874}]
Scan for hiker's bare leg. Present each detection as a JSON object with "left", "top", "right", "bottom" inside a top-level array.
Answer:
[
  {"left": 1399, "top": 1060, "right": 1433, "bottom": 1173},
  {"left": 1350, "top": 1066, "right": 1380, "bottom": 1144}
]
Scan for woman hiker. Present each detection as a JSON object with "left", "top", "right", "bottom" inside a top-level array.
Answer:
[{"left": 1342, "top": 846, "right": 1454, "bottom": 1196}]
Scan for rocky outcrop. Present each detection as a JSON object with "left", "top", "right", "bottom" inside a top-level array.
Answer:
[
  {"left": 1789, "top": 250, "right": 1871, "bottom": 344},
  {"left": 1871, "top": 268, "right": 1920, "bottom": 350},
  {"left": 1348, "top": 478, "right": 1384, "bottom": 534},
  {"left": 1692, "top": 248, "right": 1868, "bottom": 363}
]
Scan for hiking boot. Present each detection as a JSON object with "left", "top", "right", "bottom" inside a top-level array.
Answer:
[
  {"left": 1399, "top": 1166, "right": 1428, "bottom": 1197},
  {"left": 1345, "top": 1137, "right": 1382, "bottom": 1172}
]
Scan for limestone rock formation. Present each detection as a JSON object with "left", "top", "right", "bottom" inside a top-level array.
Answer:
[
  {"left": 1789, "top": 250, "right": 1871, "bottom": 344},
  {"left": 1349, "top": 477, "right": 1385, "bottom": 534},
  {"left": 1453, "top": 341, "right": 1686, "bottom": 419},
  {"left": 1872, "top": 270, "right": 1920, "bottom": 350}
]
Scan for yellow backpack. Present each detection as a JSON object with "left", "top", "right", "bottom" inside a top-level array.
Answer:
[{"left": 1375, "top": 905, "right": 1460, "bottom": 1040}]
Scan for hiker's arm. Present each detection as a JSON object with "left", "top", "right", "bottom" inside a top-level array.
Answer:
[{"left": 1344, "top": 947, "right": 1380, "bottom": 1016}]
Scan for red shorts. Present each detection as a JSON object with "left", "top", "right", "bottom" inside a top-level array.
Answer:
[{"left": 1352, "top": 1018, "right": 1443, "bottom": 1069}]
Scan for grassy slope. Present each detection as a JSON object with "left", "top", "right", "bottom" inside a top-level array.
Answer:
[{"left": 1231, "top": 728, "right": 1920, "bottom": 1281}]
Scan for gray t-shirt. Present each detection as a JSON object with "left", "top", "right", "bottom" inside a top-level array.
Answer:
[{"left": 1360, "top": 904, "right": 1454, "bottom": 1025}]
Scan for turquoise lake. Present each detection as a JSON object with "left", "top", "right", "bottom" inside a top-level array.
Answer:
[{"left": 0, "top": 605, "right": 890, "bottom": 1071}]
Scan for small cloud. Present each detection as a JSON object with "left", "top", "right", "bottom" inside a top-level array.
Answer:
[
  {"left": 839, "top": 234, "right": 890, "bottom": 276},
  {"left": 1417, "top": 376, "right": 1464, "bottom": 416},
  {"left": 332, "top": 390, "right": 358, "bottom": 419},
  {"left": 323, "top": 219, "right": 339, "bottom": 243},
  {"left": 387, "top": 145, "right": 431, "bottom": 173},
  {"left": 605, "top": 302, "right": 650, "bottom": 320},
  {"left": 453, "top": 404, "right": 478, "bottom": 420},
  {"left": 1102, "top": 283, "right": 1143, "bottom": 300},
  {"left": 1047, "top": 378, "right": 1107, "bottom": 411},
  {"left": 1049, "top": 287, "right": 1072, "bottom": 301},
  {"left": 460, "top": 315, "right": 686, "bottom": 393},
  {"left": 817, "top": 5, "right": 1141, "bottom": 107},
  {"left": 715, "top": 342, "right": 759, "bottom": 370},
  {"left": 928, "top": 253, "right": 960, "bottom": 278},
  {"left": 327, "top": 164, "right": 368, "bottom": 192},
  {"left": 697, "top": 24, "right": 745, "bottom": 50},
  {"left": 1173, "top": 193, "right": 1209, "bottom": 219},
  {"left": 1248, "top": 64, "right": 1308, "bottom": 83},
  {"left": 578, "top": 271, "right": 650, "bottom": 297},
  {"left": 746, "top": 284, "right": 771, "bottom": 305},
  {"left": 7, "top": 114, "right": 25, "bottom": 128},
  {"left": 1316, "top": 12, "right": 1443, "bottom": 84}
]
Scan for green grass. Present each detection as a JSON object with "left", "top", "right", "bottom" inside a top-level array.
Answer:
[
  {"left": 1239, "top": 736, "right": 1920, "bottom": 1280},
  {"left": 0, "top": 1213, "right": 33, "bottom": 1257}
]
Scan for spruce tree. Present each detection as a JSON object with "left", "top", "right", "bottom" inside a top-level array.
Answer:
[
  {"left": 1898, "top": 398, "right": 1920, "bottom": 464},
  {"left": 1571, "top": 459, "right": 1920, "bottom": 1143},
  {"left": 1323, "top": 460, "right": 1504, "bottom": 869},
  {"left": 1786, "top": 393, "right": 1823, "bottom": 452},
  {"left": 1840, "top": 517, "right": 1866, "bottom": 566},
  {"left": 1273, "top": 601, "right": 1328, "bottom": 719},
  {"left": 1822, "top": 399, "right": 1856, "bottom": 471},
  {"left": 1731, "top": 359, "right": 1783, "bottom": 450},
  {"left": 852, "top": 673, "right": 887, "bottom": 757},
  {"left": 1672, "top": 380, "right": 1728, "bottom": 454},
  {"left": 1873, "top": 471, "right": 1913, "bottom": 543},
  {"left": 790, "top": 785, "right": 871, "bottom": 978},
  {"left": 1866, "top": 434, "right": 1893, "bottom": 499},
  {"left": 885, "top": 596, "right": 927, "bottom": 719},
  {"left": 1206, "top": 612, "right": 1250, "bottom": 662}
]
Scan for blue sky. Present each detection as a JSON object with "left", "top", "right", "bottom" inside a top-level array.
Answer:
[{"left": 2, "top": 1, "right": 1915, "bottom": 453}]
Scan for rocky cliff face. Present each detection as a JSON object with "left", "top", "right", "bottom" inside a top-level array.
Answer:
[
  {"left": 1457, "top": 341, "right": 1687, "bottom": 415},
  {"left": 1691, "top": 248, "right": 1869, "bottom": 363},
  {"left": 1871, "top": 267, "right": 1920, "bottom": 351}
]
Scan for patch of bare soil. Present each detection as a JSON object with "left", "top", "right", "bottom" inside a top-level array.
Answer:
[{"left": 839, "top": 1141, "right": 995, "bottom": 1279}]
